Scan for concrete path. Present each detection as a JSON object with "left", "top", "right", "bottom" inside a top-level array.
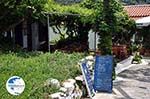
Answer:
[
  {"left": 115, "top": 56, "right": 148, "bottom": 74},
  {"left": 93, "top": 58, "right": 150, "bottom": 99},
  {"left": 113, "top": 64, "right": 150, "bottom": 99}
]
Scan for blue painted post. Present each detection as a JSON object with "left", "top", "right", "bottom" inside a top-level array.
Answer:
[{"left": 94, "top": 55, "right": 113, "bottom": 93}]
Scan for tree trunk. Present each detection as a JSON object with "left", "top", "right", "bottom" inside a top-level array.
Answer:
[{"left": 99, "top": 0, "right": 112, "bottom": 55}]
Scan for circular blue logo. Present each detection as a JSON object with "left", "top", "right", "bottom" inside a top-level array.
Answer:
[{"left": 6, "top": 76, "right": 25, "bottom": 95}]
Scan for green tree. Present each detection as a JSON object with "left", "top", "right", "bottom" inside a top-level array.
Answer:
[
  {"left": 94, "top": 0, "right": 135, "bottom": 55},
  {"left": 0, "top": 0, "right": 46, "bottom": 32},
  {"left": 44, "top": 0, "right": 94, "bottom": 45},
  {"left": 45, "top": 0, "right": 135, "bottom": 52},
  {"left": 100, "top": 0, "right": 113, "bottom": 55}
]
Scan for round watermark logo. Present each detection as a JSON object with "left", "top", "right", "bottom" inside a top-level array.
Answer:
[{"left": 6, "top": 76, "right": 25, "bottom": 95}]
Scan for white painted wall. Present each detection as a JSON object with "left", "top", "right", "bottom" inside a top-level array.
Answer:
[
  {"left": 88, "top": 30, "right": 99, "bottom": 50},
  {"left": 48, "top": 26, "right": 100, "bottom": 50}
]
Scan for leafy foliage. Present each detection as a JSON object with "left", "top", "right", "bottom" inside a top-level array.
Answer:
[
  {"left": 45, "top": 0, "right": 93, "bottom": 17},
  {"left": 0, "top": 0, "right": 47, "bottom": 32},
  {"left": 90, "top": 0, "right": 135, "bottom": 55},
  {"left": 132, "top": 52, "right": 142, "bottom": 64},
  {"left": 44, "top": 0, "right": 95, "bottom": 45},
  {"left": 0, "top": 0, "right": 135, "bottom": 53},
  {"left": 44, "top": 0, "right": 135, "bottom": 50}
]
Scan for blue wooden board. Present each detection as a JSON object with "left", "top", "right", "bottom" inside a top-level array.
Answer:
[
  {"left": 81, "top": 62, "right": 94, "bottom": 98},
  {"left": 94, "top": 55, "right": 113, "bottom": 93}
]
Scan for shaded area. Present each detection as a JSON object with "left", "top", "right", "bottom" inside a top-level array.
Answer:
[
  {"left": 53, "top": 37, "right": 88, "bottom": 53},
  {"left": 118, "top": 65, "right": 150, "bottom": 83},
  {"left": 115, "top": 86, "right": 132, "bottom": 99}
]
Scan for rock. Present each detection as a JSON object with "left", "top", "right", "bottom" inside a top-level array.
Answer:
[
  {"left": 48, "top": 77, "right": 84, "bottom": 99},
  {"left": 62, "top": 81, "right": 75, "bottom": 95},
  {"left": 79, "top": 58, "right": 86, "bottom": 63},
  {"left": 73, "top": 84, "right": 82, "bottom": 99},
  {"left": 87, "top": 61, "right": 93, "bottom": 66},
  {"left": 85, "top": 56, "right": 94, "bottom": 61},
  {"left": 60, "top": 93, "right": 66, "bottom": 97},
  {"left": 87, "top": 61, "right": 94, "bottom": 70},
  {"left": 49, "top": 92, "right": 63, "bottom": 99},
  {"left": 67, "top": 79, "right": 76, "bottom": 85},
  {"left": 62, "top": 84, "right": 82, "bottom": 99},
  {"left": 75, "top": 75, "right": 84, "bottom": 82},
  {"left": 49, "top": 92, "right": 67, "bottom": 99},
  {"left": 59, "top": 87, "right": 67, "bottom": 93},
  {"left": 44, "top": 78, "right": 60, "bottom": 88},
  {"left": 75, "top": 75, "right": 85, "bottom": 92}
]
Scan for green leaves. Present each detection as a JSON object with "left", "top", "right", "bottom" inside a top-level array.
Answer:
[
  {"left": 44, "top": 0, "right": 135, "bottom": 55},
  {"left": 94, "top": 0, "right": 135, "bottom": 55},
  {"left": 0, "top": 0, "right": 47, "bottom": 32},
  {"left": 44, "top": 0, "right": 94, "bottom": 23}
]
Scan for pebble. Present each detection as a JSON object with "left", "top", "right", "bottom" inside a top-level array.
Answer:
[
  {"left": 49, "top": 92, "right": 64, "bottom": 99},
  {"left": 44, "top": 78, "right": 60, "bottom": 88},
  {"left": 87, "top": 61, "right": 93, "bottom": 66},
  {"left": 85, "top": 56, "right": 94, "bottom": 61},
  {"left": 75, "top": 75, "right": 84, "bottom": 82},
  {"left": 59, "top": 87, "right": 67, "bottom": 93},
  {"left": 62, "top": 81, "right": 75, "bottom": 95},
  {"left": 67, "top": 79, "right": 76, "bottom": 85}
]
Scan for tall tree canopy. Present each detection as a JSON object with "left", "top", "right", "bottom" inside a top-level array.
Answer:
[
  {"left": 0, "top": 0, "right": 47, "bottom": 32},
  {"left": 44, "top": 0, "right": 95, "bottom": 43},
  {"left": 81, "top": 0, "right": 135, "bottom": 54},
  {"left": 0, "top": 0, "right": 135, "bottom": 50}
]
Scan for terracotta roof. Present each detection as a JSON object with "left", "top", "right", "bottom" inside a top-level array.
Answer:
[{"left": 124, "top": 4, "right": 150, "bottom": 20}]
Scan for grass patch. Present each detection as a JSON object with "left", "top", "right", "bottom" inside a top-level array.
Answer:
[{"left": 0, "top": 51, "right": 84, "bottom": 99}]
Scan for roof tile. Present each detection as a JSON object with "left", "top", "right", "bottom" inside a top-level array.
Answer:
[{"left": 124, "top": 4, "right": 150, "bottom": 20}]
